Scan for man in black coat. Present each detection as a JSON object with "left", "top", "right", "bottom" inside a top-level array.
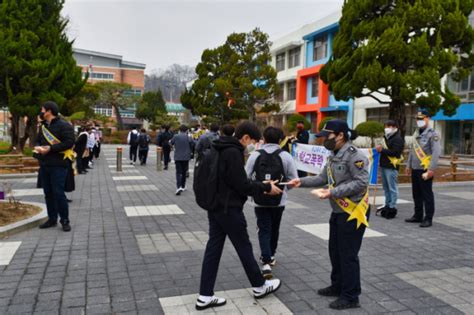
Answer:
[
  {"left": 196, "top": 122, "right": 283, "bottom": 311},
  {"left": 74, "top": 127, "right": 89, "bottom": 174},
  {"left": 375, "top": 120, "right": 405, "bottom": 218},
  {"left": 34, "top": 101, "right": 75, "bottom": 232}
]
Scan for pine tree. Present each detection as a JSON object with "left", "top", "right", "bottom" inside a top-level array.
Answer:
[
  {"left": 181, "top": 28, "right": 279, "bottom": 123},
  {"left": 0, "top": 0, "right": 85, "bottom": 149},
  {"left": 320, "top": 0, "right": 474, "bottom": 135}
]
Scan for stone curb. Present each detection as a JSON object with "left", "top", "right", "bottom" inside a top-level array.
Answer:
[
  {"left": 0, "top": 172, "right": 38, "bottom": 180},
  {"left": 0, "top": 201, "right": 47, "bottom": 239}
]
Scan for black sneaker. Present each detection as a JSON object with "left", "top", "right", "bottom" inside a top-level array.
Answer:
[
  {"left": 419, "top": 220, "right": 432, "bottom": 228},
  {"left": 195, "top": 296, "right": 226, "bottom": 310},
  {"left": 39, "top": 220, "right": 57, "bottom": 229},
  {"left": 405, "top": 216, "right": 423, "bottom": 223},
  {"left": 317, "top": 286, "right": 340, "bottom": 297},
  {"left": 329, "top": 298, "right": 360, "bottom": 310},
  {"left": 62, "top": 222, "right": 71, "bottom": 232}
]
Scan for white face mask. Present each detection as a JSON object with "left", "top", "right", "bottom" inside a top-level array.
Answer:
[
  {"left": 416, "top": 120, "right": 426, "bottom": 128},
  {"left": 246, "top": 143, "right": 256, "bottom": 153},
  {"left": 384, "top": 128, "right": 393, "bottom": 136}
]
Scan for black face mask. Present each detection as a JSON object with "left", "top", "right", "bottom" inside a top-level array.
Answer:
[
  {"left": 39, "top": 112, "right": 45, "bottom": 120},
  {"left": 324, "top": 137, "right": 337, "bottom": 151}
]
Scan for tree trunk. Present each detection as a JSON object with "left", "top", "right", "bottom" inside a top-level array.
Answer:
[
  {"left": 389, "top": 97, "right": 407, "bottom": 138},
  {"left": 10, "top": 114, "right": 20, "bottom": 151},
  {"left": 247, "top": 105, "right": 256, "bottom": 122},
  {"left": 113, "top": 104, "right": 124, "bottom": 130},
  {"left": 19, "top": 116, "right": 38, "bottom": 150}
]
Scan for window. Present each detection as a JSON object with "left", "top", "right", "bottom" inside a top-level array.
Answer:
[
  {"left": 276, "top": 83, "right": 284, "bottom": 102},
  {"left": 311, "top": 75, "right": 319, "bottom": 98},
  {"left": 94, "top": 107, "right": 113, "bottom": 117},
  {"left": 313, "top": 35, "right": 328, "bottom": 61},
  {"left": 288, "top": 80, "right": 296, "bottom": 100},
  {"left": 83, "top": 72, "right": 115, "bottom": 80},
  {"left": 366, "top": 105, "right": 418, "bottom": 133},
  {"left": 447, "top": 71, "right": 474, "bottom": 102},
  {"left": 288, "top": 47, "right": 301, "bottom": 68},
  {"left": 276, "top": 53, "right": 285, "bottom": 71}
]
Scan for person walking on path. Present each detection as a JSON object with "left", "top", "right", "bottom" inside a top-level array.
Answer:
[
  {"left": 137, "top": 128, "right": 151, "bottom": 165},
  {"left": 405, "top": 109, "right": 441, "bottom": 228},
  {"left": 74, "top": 127, "right": 89, "bottom": 174},
  {"left": 375, "top": 120, "right": 405, "bottom": 219},
  {"left": 33, "top": 101, "right": 75, "bottom": 232},
  {"left": 245, "top": 126, "right": 298, "bottom": 280},
  {"left": 156, "top": 125, "right": 173, "bottom": 170},
  {"left": 289, "top": 119, "right": 369, "bottom": 310},
  {"left": 195, "top": 121, "right": 283, "bottom": 311},
  {"left": 195, "top": 123, "right": 219, "bottom": 159},
  {"left": 294, "top": 120, "right": 309, "bottom": 178},
  {"left": 86, "top": 127, "right": 96, "bottom": 168},
  {"left": 127, "top": 127, "right": 139, "bottom": 165},
  {"left": 170, "top": 125, "right": 194, "bottom": 195}
]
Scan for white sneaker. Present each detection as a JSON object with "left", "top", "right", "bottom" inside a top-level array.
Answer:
[
  {"left": 182, "top": 186, "right": 187, "bottom": 191},
  {"left": 253, "top": 279, "right": 281, "bottom": 299},
  {"left": 195, "top": 296, "right": 226, "bottom": 310},
  {"left": 175, "top": 188, "right": 182, "bottom": 196},
  {"left": 262, "top": 264, "right": 273, "bottom": 280}
]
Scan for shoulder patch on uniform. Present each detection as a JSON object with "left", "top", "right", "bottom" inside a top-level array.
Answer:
[
  {"left": 354, "top": 160, "right": 364, "bottom": 170},
  {"left": 348, "top": 146, "right": 357, "bottom": 154},
  {"left": 433, "top": 135, "right": 439, "bottom": 141}
]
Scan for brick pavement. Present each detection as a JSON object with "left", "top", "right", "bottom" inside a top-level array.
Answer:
[{"left": 1, "top": 144, "right": 473, "bottom": 314}]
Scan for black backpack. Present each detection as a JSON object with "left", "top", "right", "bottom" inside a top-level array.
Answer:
[
  {"left": 197, "top": 134, "right": 219, "bottom": 160},
  {"left": 193, "top": 145, "right": 220, "bottom": 211},
  {"left": 138, "top": 134, "right": 150, "bottom": 149},
  {"left": 251, "top": 149, "right": 285, "bottom": 206},
  {"left": 129, "top": 132, "right": 138, "bottom": 145}
]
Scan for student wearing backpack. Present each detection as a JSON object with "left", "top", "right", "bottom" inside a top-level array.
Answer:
[
  {"left": 137, "top": 128, "right": 151, "bottom": 165},
  {"left": 127, "top": 127, "right": 139, "bottom": 165},
  {"left": 245, "top": 127, "right": 298, "bottom": 279},
  {"left": 170, "top": 125, "right": 194, "bottom": 195},
  {"left": 156, "top": 125, "right": 173, "bottom": 170},
  {"left": 195, "top": 123, "right": 219, "bottom": 160},
  {"left": 194, "top": 122, "right": 283, "bottom": 311}
]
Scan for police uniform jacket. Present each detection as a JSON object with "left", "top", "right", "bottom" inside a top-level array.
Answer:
[
  {"left": 299, "top": 142, "right": 369, "bottom": 214},
  {"left": 406, "top": 127, "right": 441, "bottom": 171}
]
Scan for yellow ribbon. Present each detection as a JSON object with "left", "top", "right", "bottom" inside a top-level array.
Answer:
[
  {"left": 280, "top": 137, "right": 291, "bottom": 154},
  {"left": 41, "top": 125, "right": 75, "bottom": 161},
  {"left": 327, "top": 162, "right": 369, "bottom": 229},
  {"left": 412, "top": 131, "right": 431, "bottom": 170},
  {"left": 382, "top": 138, "right": 404, "bottom": 168}
]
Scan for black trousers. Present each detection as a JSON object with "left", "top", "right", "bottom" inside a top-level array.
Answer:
[
  {"left": 138, "top": 148, "right": 149, "bottom": 164},
  {"left": 411, "top": 170, "right": 435, "bottom": 221},
  {"left": 200, "top": 207, "right": 265, "bottom": 296},
  {"left": 255, "top": 206, "right": 284, "bottom": 264},
  {"left": 175, "top": 160, "right": 189, "bottom": 189},
  {"left": 93, "top": 143, "right": 101, "bottom": 158},
  {"left": 129, "top": 145, "right": 138, "bottom": 162},
  {"left": 163, "top": 147, "right": 171, "bottom": 167},
  {"left": 329, "top": 208, "right": 370, "bottom": 302}
]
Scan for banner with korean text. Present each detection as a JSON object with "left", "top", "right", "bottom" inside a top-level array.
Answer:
[{"left": 292, "top": 143, "right": 379, "bottom": 185}]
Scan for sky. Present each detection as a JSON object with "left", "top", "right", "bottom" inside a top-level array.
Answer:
[{"left": 62, "top": 0, "right": 344, "bottom": 74}]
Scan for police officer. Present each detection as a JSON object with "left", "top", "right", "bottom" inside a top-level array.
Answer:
[
  {"left": 405, "top": 109, "right": 441, "bottom": 228},
  {"left": 289, "top": 119, "right": 369, "bottom": 310}
]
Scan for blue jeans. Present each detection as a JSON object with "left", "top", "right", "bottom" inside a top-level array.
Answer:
[
  {"left": 381, "top": 167, "right": 399, "bottom": 208},
  {"left": 41, "top": 165, "right": 69, "bottom": 224},
  {"left": 255, "top": 206, "right": 284, "bottom": 264}
]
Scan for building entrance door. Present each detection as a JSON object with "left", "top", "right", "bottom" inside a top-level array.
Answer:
[{"left": 462, "top": 122, "right": 473, "bottom": 155}]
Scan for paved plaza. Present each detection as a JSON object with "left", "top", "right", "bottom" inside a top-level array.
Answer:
[{"left": 1, "top": 145, "right": 473, "bottom": 314}]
